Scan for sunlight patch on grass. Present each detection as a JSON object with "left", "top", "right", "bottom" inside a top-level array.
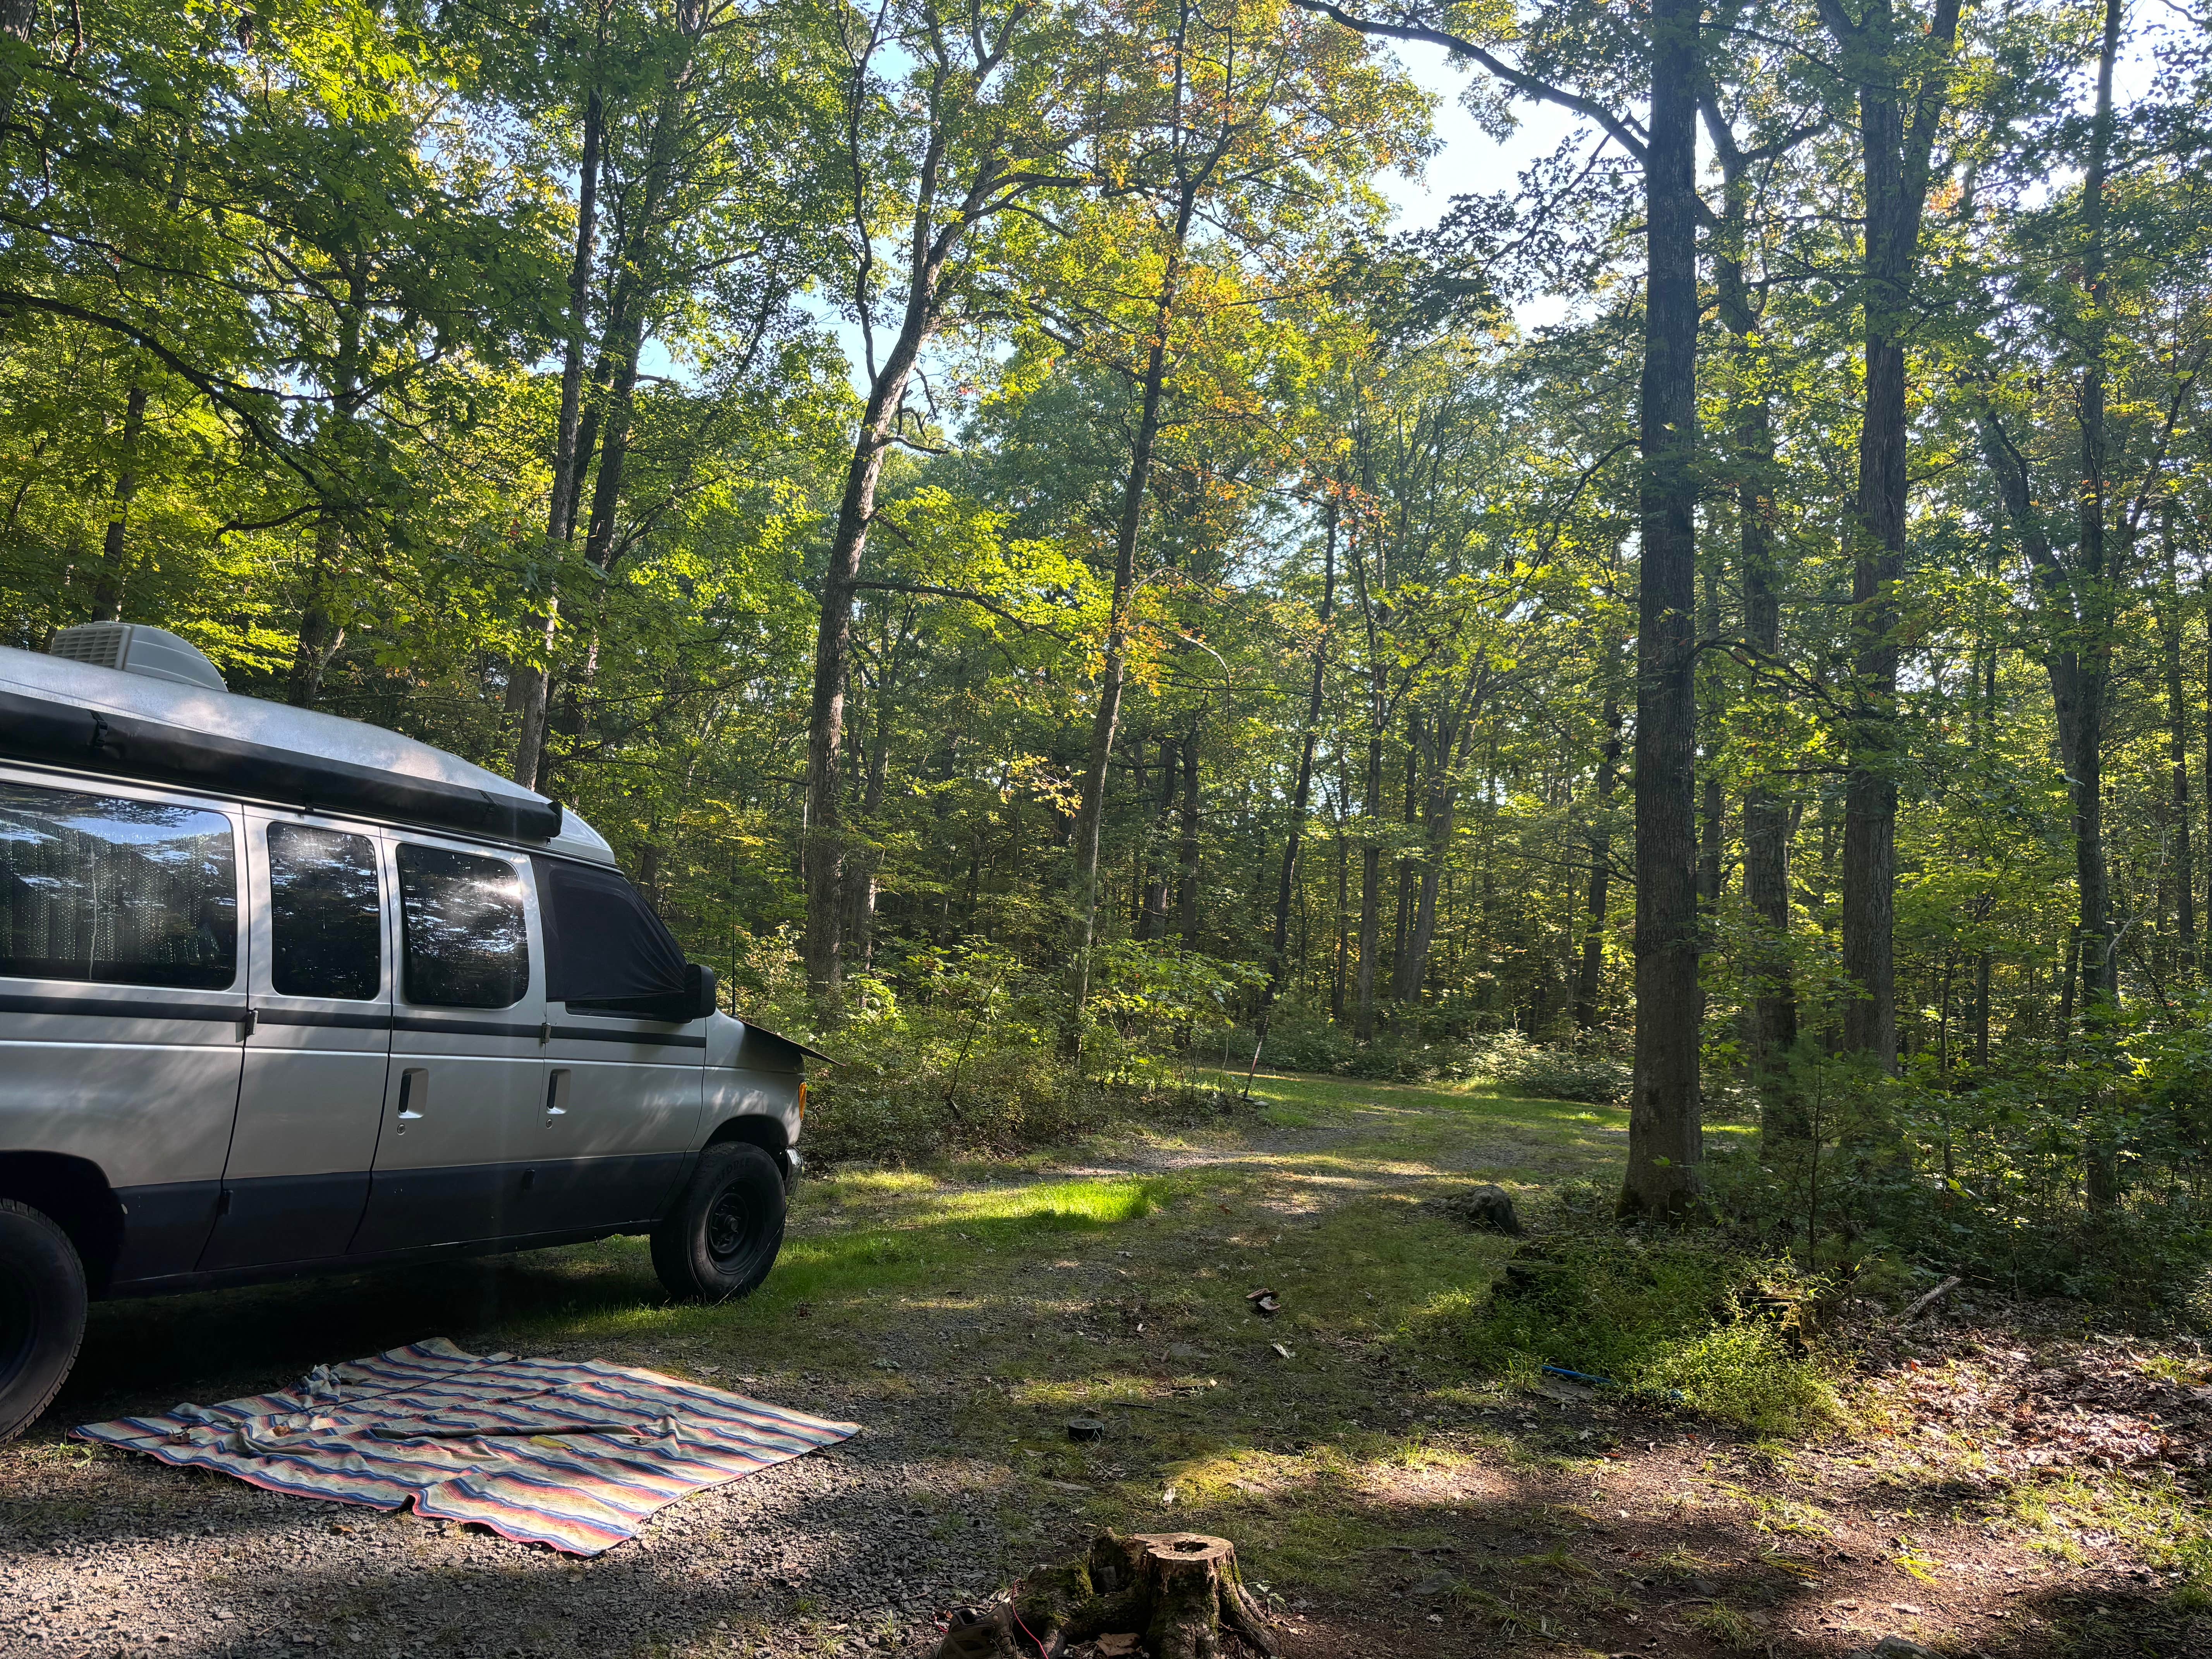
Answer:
[
  {"left": 933, "top": 1177, "right": 1160, "bottom": 1228},
  {"left": 821, "top": 1169, "right": 943, "bottom": 1197}
]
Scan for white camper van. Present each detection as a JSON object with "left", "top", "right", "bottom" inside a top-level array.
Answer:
[{"left": 0, "top": 624, "right": 817, "bottom": 1441}]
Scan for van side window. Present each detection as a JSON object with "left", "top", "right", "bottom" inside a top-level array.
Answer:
[
  {"left": 396, "top": 844, "right": 528, "bottom": 1009},
  {"left": 0, "top": 781, "right": 237, "bottom": 989},
  {"left": 268, "top": 824, "right": 380, "bottom": 1001}
]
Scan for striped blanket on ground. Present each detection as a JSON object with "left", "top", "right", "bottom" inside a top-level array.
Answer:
[{"left": 73, "top": 1337, "right": 860, "bottom": 1555}]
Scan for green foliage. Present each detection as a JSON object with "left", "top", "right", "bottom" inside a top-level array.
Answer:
[
  {"left": 1421, "top": 1234, "right": 1839, "bottom": 1436},
  {"left": 1464, "top": 1033, "right": 1631, "bottom": 1105},
  {"left": 1708, "top": 1030, "right": 2212, "bottom": 1308}
]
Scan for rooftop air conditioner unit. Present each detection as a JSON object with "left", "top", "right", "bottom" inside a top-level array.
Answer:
[{"left": 47, "top": 622, "right": 228, "bottom": 692}]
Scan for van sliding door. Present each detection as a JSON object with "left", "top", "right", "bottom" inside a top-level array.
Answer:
[
  {"left": 199, "top": 814, "right": 392, "bottom": 1270},
  {"left": 349, "top": 837, "right": 544, "bottom": 1254}
]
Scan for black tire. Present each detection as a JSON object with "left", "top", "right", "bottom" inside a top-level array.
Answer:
[
  {"left": 0, "top": 1198, "right": 88, "bottom": 1443},
  {"left": 650, "top": 1142, "right": 786, "bottom": 1301}
]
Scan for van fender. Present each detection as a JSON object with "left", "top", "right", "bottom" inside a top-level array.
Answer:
[{"left": 0, "top": 1153, "right": 124, "bottom": 1296}]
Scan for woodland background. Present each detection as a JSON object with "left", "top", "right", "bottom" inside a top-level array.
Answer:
[{"left": 3, "top": 0, "right": 2211, "bottom": 1307}]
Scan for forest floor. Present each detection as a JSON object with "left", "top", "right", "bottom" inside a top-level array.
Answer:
[{"left": 1, "top": 1071, "right": 2207, "bottom": 1659}]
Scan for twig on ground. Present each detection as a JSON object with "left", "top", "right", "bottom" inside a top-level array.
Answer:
[{"left": 1898, "top": 1275, "right": 1963, "bottom": 1325}]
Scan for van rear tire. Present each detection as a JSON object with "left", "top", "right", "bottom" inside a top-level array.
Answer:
[
  {"left": 650, "top": 1143, "right": 786, "bottom": 1301},
  {"left": 0, "top": 1199, "right": 88, "bottom": 1443}
]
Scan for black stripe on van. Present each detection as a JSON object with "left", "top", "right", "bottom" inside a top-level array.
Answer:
[
  {"left": 550, "top": 1025, "right": 708, "bottom": 1050},
  {"left": 0, "top": 990, "right": 240, "bottom": 1022},
  {"left": 254, "top": 1008, "right": 392, "bottom": 1031}
]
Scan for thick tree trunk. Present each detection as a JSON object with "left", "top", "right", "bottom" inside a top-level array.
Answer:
[
  {"left": 89, "top": 380, "right": 148, "bottom": 622},
  {"left": 1619, "top": 0, "right": 1704, "bottom": 1223},
  {"left": 513, "top": 82, "right": 604, "bottom": 790}
]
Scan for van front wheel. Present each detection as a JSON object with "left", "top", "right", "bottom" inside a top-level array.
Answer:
[
  {"left": 0, "top": 1198, "right": 88, "bottom": 1443},
  {"left": 650, "top": 1143, "right": 786, "bottom": 1301}
]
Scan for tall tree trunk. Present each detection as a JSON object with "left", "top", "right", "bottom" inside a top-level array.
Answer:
[
  {"left": 1064, "top": 261, "right": 1181, "bottom": 1045},
  {"left": 2077, "top": 0, "right": 2124, "bottom": 1212},
  {"left": 809, "top": 21, "right": 1030, "bottom": 997},
  {"left": 1264, "top": 497, "right": 1337, "bottom": 1003},
  {"left": 1330, "top": 777, "right": 1350, "bottom": 1023},
  {"left": 1137, "top": 737, "right": 1176, "bottom": 941},
  {"left": 1698, "top": 561, "right": 1724, "bottom": 908},
  {"left": 2165, "top": 525, "right": 2196, "bottom": 973},
  {"left": 288, "top": 266, "right": 368, "bottom": 711},
  {"left": 1821, "top": 0, "right": 1965, "bottom": 1068},
  {"left": 1390, "top": 711, "right": 1421, "bottom": 1003},
  {"left": 1406, "top": 721, "right": 1459, "bottom": 1007},
  {"left": 89, "top": 379, "right": 148, "bottom": 622},
  {"left": 513, "top": 81, "right": 604, "bottom": 790},
  {"left": 1177, "top": 720, "right": 1202, "bottom": 946},
  {"left": 2073, "top": 0, "right": 2121, "bottom": 1022},
  {"left": 808, "top": 270, "right": 955, "bottom": 998},
  {"left": 1574, "top": 686, "right": 1622, "bottom": 1032},
  {"left": 1355, "top": 731, "right": 1384, "bottom": 1044},
  {"left": 1707, "top": 143, "right": 1800, "bottom": 1126},
  {"left": 1619, "top": 0, "right": 1705, "bottom": 1222}
]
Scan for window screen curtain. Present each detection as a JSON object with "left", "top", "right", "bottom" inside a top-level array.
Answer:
[{"left": 534, "top": 857, "right": 687, "bottom": 1007}]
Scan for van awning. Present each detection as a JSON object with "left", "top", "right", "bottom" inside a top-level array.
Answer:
[{"left": 0, "top": 689, "right": 563, "bottom": 842}]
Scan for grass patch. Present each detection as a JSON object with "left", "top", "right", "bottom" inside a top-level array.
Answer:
[
  {"left": 1412, "top": 1233, "right": 1839, "bottom": 1436},
  {"left": 2004, "top": 1469, "right": 2212, "bottom": 1607},
  {"left": 1684, "top": 1602, "right": 1762, "bottom": 1649}
]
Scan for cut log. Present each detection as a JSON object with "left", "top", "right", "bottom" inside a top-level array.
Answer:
[{"left": 938, "top": 1531, "right": 1278, "bottom": 1659}]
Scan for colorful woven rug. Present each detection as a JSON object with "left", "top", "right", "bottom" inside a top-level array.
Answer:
[{"left": 74, "top": 1337, "right": 860, "bottom": 1555}]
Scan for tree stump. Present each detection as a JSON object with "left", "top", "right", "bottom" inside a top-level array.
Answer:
[{"left": 935, "top": 1531, "right": 1278, "bottom": 1659}]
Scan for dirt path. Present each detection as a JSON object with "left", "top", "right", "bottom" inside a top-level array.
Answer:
[{"left": 1, "top": 1075, "right": 2202, "bottom": 1659}]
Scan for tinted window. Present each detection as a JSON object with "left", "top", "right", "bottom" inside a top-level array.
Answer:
[
  {"left": 397, "top": 844, "right": 529, "bottom": 1009},
  {"left": 269, "top": 824, "right": 381, "bottom": 1001},
  {"left": 0, "top": 781, "right": 237, "bottom": 989}
]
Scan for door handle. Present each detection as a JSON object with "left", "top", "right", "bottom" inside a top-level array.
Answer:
[
  {"left": 396, "top": 1068, "right": 428, "bottom": 1124},
  {"left": 545, "top": 1068, "right": 571, "bottom": 1120}
]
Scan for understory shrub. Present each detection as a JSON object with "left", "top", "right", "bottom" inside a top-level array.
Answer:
[
  {"left": 1700, "top": 1036, "right": 2212, "bottom": 1312},
  {"left": 1467, "top": 1032, "right": 1631, "bottom": 1104},
  {"left": 1417, "top": 1232, "right": 1838, "bottom": 1435}
]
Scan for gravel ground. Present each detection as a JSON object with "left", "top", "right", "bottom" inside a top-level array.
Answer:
[
  {"left": 4, "top": 1087, "right": 2202, "bottom": 1659},
  {"left": 2, "top": 1362, "right": 1051, "bottom": 1659}
]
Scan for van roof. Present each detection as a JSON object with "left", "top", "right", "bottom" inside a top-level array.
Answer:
[{"left": 0, "top": 642, "right": 615, "bottom": 867}]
